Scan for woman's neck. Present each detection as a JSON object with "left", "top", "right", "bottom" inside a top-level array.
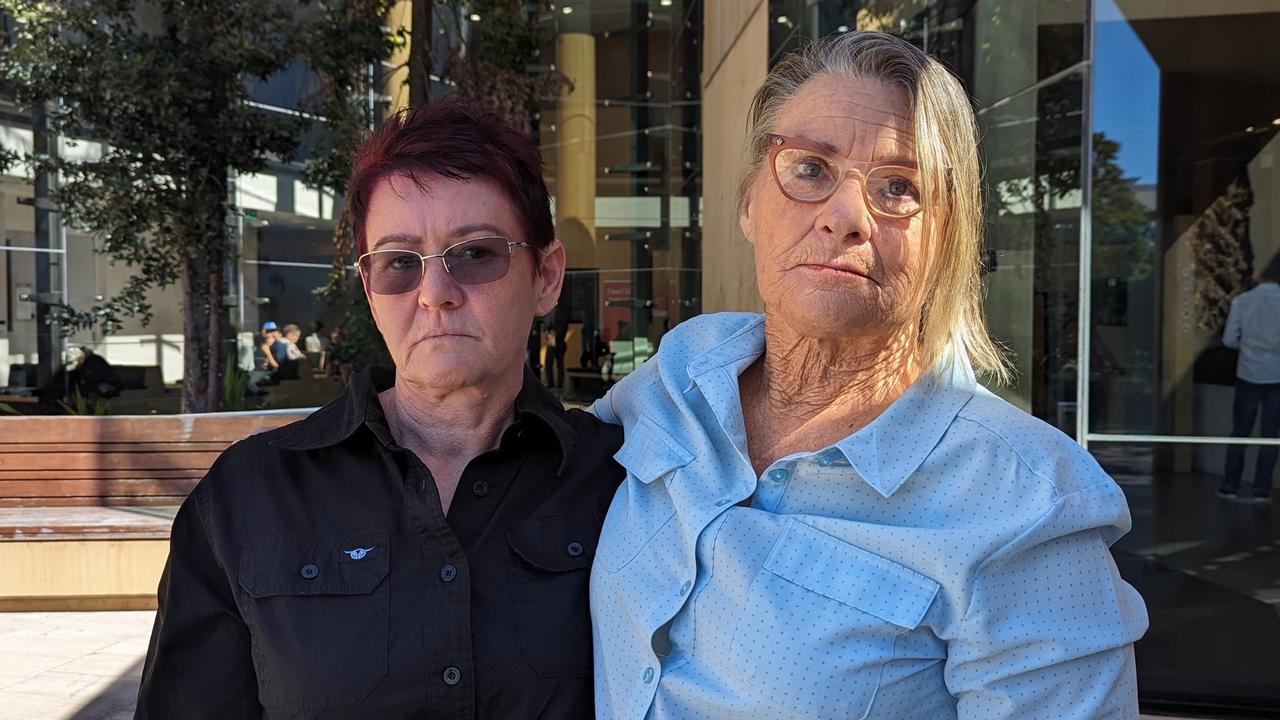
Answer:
[
  {"left": 378, "top": 370, "right": 521, "bottom": 511},
  {"left": 740, "top": 316, "right": 921, "bottom": 472}
]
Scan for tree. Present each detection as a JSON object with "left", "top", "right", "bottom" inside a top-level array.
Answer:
[{"left": 0, "top": 0, "right": 397, "bottom": 412}]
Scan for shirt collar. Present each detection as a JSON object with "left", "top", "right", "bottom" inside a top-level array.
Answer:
[
  {"left": 684, "top": 316, "right": 977, "bottom": 498},
  {"left": 272, "top": 365, "right": 577, "bottom": 474}
]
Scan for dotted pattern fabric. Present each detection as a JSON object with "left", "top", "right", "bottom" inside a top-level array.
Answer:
[{"left": 589, "top": 312, "right": 1149, "bottom": 720}]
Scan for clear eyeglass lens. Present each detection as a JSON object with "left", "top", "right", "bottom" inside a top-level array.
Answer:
[{"left": 775, "top": 149, "right": 923, "bottom": 217}]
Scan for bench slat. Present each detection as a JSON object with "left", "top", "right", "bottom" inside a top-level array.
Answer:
[
  {"left": 0, "top": 478, "right": 199, "bottom": 498},
  {"left": 0, "top": 442, "right": 232, "bottom": 454},
  {"left": 0, "top": 414, "right": 302, "bottom": 444},
  {"left": 0, "top": 452, "right": 222, "bottom": 472},
  {"left": 0, "top": 496, "right": 187, "bottom": 508},
  {"left": 0, "top": 469, "right": 204, "bottom": 480}
]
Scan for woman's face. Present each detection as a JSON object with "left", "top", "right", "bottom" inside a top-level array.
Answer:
[
  {"left": 740, "top": 73, "right": 927, "bottom": 341},
  {"left": 362, "top": 173, "right": 564, "bottom": 393}
]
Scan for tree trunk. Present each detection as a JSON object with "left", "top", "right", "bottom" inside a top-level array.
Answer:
[
  {"left": 408, "top": 0, "right": 433, "bottom": 108},
  {"left": 180, "top": 176, "right": 228, "bottom": 414}
]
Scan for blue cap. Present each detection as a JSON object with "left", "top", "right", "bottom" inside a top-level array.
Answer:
[{"left": 262, "top": 320, "right": 278, "bottom": 331}]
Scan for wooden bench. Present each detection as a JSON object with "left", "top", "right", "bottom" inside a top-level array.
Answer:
[
  {"left": 0, "top": 413, "right": 307, "bottom": 507},
  {"left": 0, "top": 412, "right": 310, "bottom": 610}
]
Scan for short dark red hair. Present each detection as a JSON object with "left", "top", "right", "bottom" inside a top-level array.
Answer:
[{"left": 347, "top": 102, "right": 554, "bottom": 265}]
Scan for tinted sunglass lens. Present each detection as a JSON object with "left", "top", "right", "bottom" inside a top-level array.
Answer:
[
  {"left": 446, "top": 238, "right": 511, "bottom": 285},
  {"left": 361, "top": 252, "right": 422, "bottom": 295}
]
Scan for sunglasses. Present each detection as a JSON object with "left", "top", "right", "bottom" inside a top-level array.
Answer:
[
  {"left": 356, "top": 236, "right": 531, "bottom": 295},
  {"left": 766, "top": 133, "right": 923, "bottom": 218}
]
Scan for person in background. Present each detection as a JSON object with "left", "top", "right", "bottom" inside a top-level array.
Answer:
[
  {"left": 136, "top": 102, "right": 624, "bottom": 719},
  {"left": 590, "top": 31, "right": 1146, "bottom": 720},
  {"left": 1219, "top": 252, "right": 1280, "bottom": 502},
  {"left": 279, "top": 323, "right": 306, "bottom": 361},
  {"left": 259, "top": 321, "right": 282, "bottom": 370},
  {"left": 39, "top": 346, "right": 124, "bottom": 407},
  {"left": 527, "top": 319, "right": 544, "bottom": 377},
  {"left": 545, "top": 303, "right": 569, "bottom": 389},
  {"left": 304, "top": 321, "right": 326, "bottom": 355}
]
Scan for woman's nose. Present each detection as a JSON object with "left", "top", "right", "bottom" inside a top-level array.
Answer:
[
  {"left": 417, "top": 256, "right": 463, "bottom": 310},
  {"left": 815, "top": 176, "right": 874, "bottom": 243}
]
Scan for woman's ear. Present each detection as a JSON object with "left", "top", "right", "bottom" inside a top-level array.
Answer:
[
  {"left": 738, "top": 188, "right": 755, "bottom": 246},
  {"left": 533, "top": 239, "right": 567, "bottom": 317}
]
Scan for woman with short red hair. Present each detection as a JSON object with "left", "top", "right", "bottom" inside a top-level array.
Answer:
[{"left": 137, "top": 103, "right": 624, "bottom": 719}]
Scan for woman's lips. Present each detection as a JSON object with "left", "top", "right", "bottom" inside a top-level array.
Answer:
[{"left": 799, "top": 263, "right": 871, "bottom": 279}]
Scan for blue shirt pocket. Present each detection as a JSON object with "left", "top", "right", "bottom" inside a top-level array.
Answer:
[
  {"left": 597, "top": 416, "right": 694, "bottom": 572},
  {"left": 727, "top": 520, "right": 941, "bottom": 719}
]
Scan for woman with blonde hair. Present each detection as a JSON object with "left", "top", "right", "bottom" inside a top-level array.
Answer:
[{"left": 590, "top": 31, "right": 1147, "bottom": 719}]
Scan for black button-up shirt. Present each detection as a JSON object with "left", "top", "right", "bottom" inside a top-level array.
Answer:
[{"left": 136, "top": 366, "right": 624, "bottom": 719}]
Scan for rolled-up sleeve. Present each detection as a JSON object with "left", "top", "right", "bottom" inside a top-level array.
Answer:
[
  {"left": 135, "top": 483, "right": 262, "bottom": 719},
  {"left": 944, "top": 480, "right": 1149, "bottom": 719}
]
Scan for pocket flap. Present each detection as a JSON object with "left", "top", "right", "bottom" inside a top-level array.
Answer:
[
  {"left": 239, "top": 533, "right": 390, "bottom": 599},
  {"left": 613, "top": 415, "right": 694, "bottom": 484},
  {"left": 764, "top": 521, "right": 939, "bottom": 629},
  {"left": 507, "top": 514, "right": 602, "bottom": 573}
]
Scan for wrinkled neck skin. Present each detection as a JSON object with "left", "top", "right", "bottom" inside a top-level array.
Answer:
[
  {"left": 378, "top": 371, "right": 519, "bottom": 512},
  {"left": 740, "top": 314, "right": 921, "bottom": 470}
]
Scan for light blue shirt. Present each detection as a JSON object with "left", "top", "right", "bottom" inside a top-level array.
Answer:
[
  {"left": 589, "top": 312, "right": 1148, "bottom": 720},
  {"left": 1223, "top": 282, "right": 1280, "bottom": 383}
]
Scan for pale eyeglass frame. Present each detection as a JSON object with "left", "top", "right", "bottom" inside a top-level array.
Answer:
[
  {"left": 355, "top": 236, "right": 532, "bottom": 294},
  {"left": 765, "top": 133, "right": 925, "bottom": 219}
]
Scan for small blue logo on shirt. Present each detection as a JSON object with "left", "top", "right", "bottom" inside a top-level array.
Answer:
[{"left": 343, "top": 547, "right": 374, "bottom": 560}]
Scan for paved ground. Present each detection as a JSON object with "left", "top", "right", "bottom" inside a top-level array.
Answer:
[
  {"left": 0, "top": 610, "right": 1208, "bottom": 719},
  {"left": 0, "top": 611, "right": 152, "bottom": 720}
]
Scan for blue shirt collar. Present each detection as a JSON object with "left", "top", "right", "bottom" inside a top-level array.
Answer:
[{"left": 684, "top": 316, "right": 977, "bottom": 497}]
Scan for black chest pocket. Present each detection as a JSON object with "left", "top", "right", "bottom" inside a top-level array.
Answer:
[
  {"left": 505, "top": 514, "right": 602, "bottom": 678},
  {"left": 238, "top": 532, "right": 391, "bottom": 711}
]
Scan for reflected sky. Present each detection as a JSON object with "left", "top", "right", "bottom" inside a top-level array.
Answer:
[{"left": 1093, "top": 0, "right": 1160, "bottom": 185}]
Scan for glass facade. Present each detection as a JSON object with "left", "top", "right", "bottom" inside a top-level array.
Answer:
[
  {"left": 771, "top": 0, "right": 1280, "bottom": 714},
  {"left": 534, "top": 0, "right": 702, "bottom": 396},
  {"left": 0, "top": 1, "right": 702, "bottom": 412},
  {"left": 3, "top": 0, "right": 1280, "bottom": 712}
]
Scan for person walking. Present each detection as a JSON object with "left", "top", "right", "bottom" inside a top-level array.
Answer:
[{"left": 1219, "top": 254, "right": 1280, "bottom": 502}]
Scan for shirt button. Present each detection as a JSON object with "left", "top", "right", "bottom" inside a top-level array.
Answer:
[
  {"left": 679, "top": 581, "right": 692, "bottom": 595},
  {"left": 440, "top": 564, "right": 458, "bottom": 583},
  {"left": 642, "top": 666, "right": 655, "bottom": 684},
  {"left": 566, "top": 542, "right": 584, "bottom": 557},
  {"left": 299, "top": 563, "right": 319, "bottom": 579},
  {"left": 715, "top": 499, "right": 731, "bottom": 507},
  {"left": 472, "top": 480, "right": 490, "bottom": 497},
  {"left": 442, "top": 666, "right": 462, "bottom": 686},
  {"left": 768, "top": 468, "right": 789, "bottom": 483}
]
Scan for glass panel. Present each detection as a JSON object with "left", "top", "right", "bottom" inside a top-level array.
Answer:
[
  {"left": 1090, "top": 5, "right": 1280, "bottom": 712},
  {"left": 771, "top": 0, "right": 1087, "bottom": 433},
  {"left": 1097, "top": 440, "right": 1280, "bottom": 712},
  {"left": 536, "top": 0, "right": 702, "bottom": 401},
  {"left": 1090, "top": 0, "right": 1280, "bottom": 441}
]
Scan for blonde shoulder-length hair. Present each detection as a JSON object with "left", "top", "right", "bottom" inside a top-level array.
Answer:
[{"left": 740, "top": 30, "right": 1010, "bottom": 385}]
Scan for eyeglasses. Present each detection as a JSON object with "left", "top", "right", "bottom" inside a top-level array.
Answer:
[
  {"left": 355, "top": 236, "right": 531, "bottom": 295},
  {"left": 766, "top": 133, "right": 923, "bottom": 218}
]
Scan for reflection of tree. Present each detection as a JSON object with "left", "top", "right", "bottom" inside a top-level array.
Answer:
[
  {"left": 1091, "top": 133, "right": 1155, "bottom": 282},
  {"left": 1189, "top": 176, "right": 1253, "bottom": 331}
]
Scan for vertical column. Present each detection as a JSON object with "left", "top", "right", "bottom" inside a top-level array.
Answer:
[{"left": 555, "top": 16, "right": 597, "bottom": 268}]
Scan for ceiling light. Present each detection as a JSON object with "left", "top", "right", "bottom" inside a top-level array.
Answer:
[
  {"left": 469, "top": 13, "right": 480, "bottom": 21},
  {"left": 562, "top": 5, "right": 573, "bottom": 13},
  {"left": 776, "top": 15, "right": 790, "bottom": 25},
  {"left": 1272, "top": 118, "right": 1280, "bottom": 126},
  {"left": 837, "top": 25, "right": 850, "bottom": 32},
  {"left": 660, "top": 0, "right": 672, "bottom": 6}
]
